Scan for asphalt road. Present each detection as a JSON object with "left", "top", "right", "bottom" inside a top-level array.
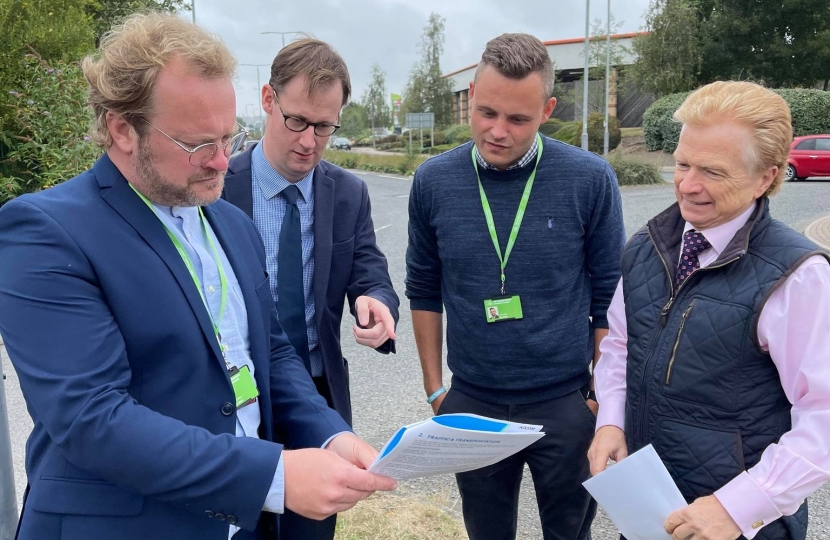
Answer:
[{"left": 2, "top": 172, "right": 829, "bottom": 539}]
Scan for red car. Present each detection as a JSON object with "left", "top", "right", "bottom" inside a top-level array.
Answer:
[{"left": 786, "top": 134, "right": 830, "bottom": 181}]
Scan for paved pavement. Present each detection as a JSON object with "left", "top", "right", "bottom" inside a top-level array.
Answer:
[
  {"left": 2, "top": 173, "right": 829, "bottom": 539},
  {"left": 805, "top": 214, "right": 830, "bottom": 252}
]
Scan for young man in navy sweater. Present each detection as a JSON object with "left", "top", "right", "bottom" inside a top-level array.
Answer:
[{"left": 405, "top": 33, "right": 625, "bottom": 540}]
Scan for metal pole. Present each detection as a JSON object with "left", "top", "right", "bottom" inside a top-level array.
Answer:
[
  {"left": 255, "top": 67, "right": 263, "bottom": 135},
  {"left": 604, "top": 0, "right": 611, "bottom": 156},
  {"left": 240, "top": 64, "right": 270, "bottom": 137},
  {"left": 581, "top": 0, "right": 591, "bottom": 151},
  {"left": 0, "top": 337, "right": 19, "bottom": 540},
  {"left": 191, "top": 0, "right": 195, "bottom": 23},
  {"left": 261, "top": 32, "right": 305, "bottom": 50}
]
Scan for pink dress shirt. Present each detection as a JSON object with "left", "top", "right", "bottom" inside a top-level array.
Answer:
[{"left": 594, "top": 202, "right": 830, "bottom": 539}]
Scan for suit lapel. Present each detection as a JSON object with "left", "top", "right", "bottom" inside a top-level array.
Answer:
[
  {"left": 222, "top": 145, "right": 255, "bottom": 218},
  {"left": 98, "top": 158, "right": 225, "bottom": 368},
  {"left": 312, "top": 166, "right": 334, "bottom": 332}
]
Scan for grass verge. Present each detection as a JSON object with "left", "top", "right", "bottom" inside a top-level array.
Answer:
[
  {"left": 334, "top": 490, "right": 467, "bottom": 540},
  {"left": 324, "top": 149, "right": 428, "bottom": 177}
]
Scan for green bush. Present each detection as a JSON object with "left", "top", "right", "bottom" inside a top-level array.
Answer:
[
  {"left": 607, "top": 155, "right": 664, "bottom": 186},
  {"left": 538, "top": 118, "right": 565, "bottom": 137},
  {"left": 551, "top": 121, "right": 580, "bottom": 145},
  {"left": 576, "top": 113, "right": 622, "bottom": 154},
  {"left": 643, "top": 88, "right": 830, "bottom": 155},
  {"left": 426, "top": 143, "right": 458, "bottom": 155},
  {"left": 442, "top": 124, "right": 472, "bottom": 144},
  {"left": 642, "top": 92, "right": 689, "bottom": 152},
  {"left": 546, "top": 114, "right": 620, "bottom": 154},
  {"left": 2, "top": 55, "right": 101, "bottom": 204},
  {"left": 432, "top": 130, "right": 448, "bottom": 146}
]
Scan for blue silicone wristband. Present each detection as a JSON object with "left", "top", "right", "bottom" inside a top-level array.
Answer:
[{"left": 426, "top": 386, "right": 447, "bottom": 404}]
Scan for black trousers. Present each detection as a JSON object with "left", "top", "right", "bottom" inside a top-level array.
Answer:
[
  {"left": 439, "top": 387, "right": 597, "bottom": 540},
  {"left": 278, "top": 375, "right": 338, "bottom": 540}
]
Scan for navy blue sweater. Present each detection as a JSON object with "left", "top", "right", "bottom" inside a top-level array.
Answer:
[{"left": 405, "top": 136, "right": 625, "bottom": 404}]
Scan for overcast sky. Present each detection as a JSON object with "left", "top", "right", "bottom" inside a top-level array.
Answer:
[{"left": 187, "top": 0, "right": 653, "bottom": 117}]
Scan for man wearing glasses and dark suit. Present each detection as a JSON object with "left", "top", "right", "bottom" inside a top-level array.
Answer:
[{"left": 222, "top": 38, "right": 399, "bottom": 540}]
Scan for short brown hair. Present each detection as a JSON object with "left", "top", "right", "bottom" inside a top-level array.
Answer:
[
  {"left": 475, "top": 33, "right": 554, "bottom": 100},
  {"left": 674, "top": 81, "right": 792, "bottom": 196},
  {"left": 269, "top": 38, "right": 351, "bottom": 106},
  {"left": 82, "top": 13, "right": 236, "bottom": 147}
]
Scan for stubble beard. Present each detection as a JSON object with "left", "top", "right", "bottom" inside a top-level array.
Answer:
[{"left": 135, "top": 137, "right": 225, "bottom": 207}]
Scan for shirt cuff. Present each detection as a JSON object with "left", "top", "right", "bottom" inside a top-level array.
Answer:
[
  {"left": 262, "top": 455, "right": 285, "bottom": 514},
  {"left": 595, "top": 396, "right": 626, "bottom": 432},
  {"left": 715, "top": 471, "right": 782, "bottom": 539},
  {"left": 321, "top": 431, "right": 353, "bottom": 450}
]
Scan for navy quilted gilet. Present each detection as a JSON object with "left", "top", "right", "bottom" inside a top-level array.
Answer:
[{"left": 621, "top": 198, "right": 828, "bottom": 540}]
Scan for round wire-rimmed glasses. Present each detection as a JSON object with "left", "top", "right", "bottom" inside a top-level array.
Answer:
[{"left": 141, "top": 118, "right": 249, "bottom": 166}]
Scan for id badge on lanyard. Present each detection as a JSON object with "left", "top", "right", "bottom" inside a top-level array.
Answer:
[{"left": 474, "top": 134, "right": 543, "bottom": 323}]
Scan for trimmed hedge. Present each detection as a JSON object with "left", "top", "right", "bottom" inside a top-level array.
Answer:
[
  {"left": 643, "top": 88, "right": 830, "bottom": 154},
  {"left": 607, "top": 155, "right": 664, "bottom": 186},
  {"left": 775, "top": 89, "right": 830, "bottom": 137}
]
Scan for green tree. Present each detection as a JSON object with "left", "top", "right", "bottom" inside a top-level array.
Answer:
[
  {"left": 339, "top": 102, "right": 369, "bottom": 139},
  {"left": 88, "top": 0, "right": 190, "bottom": 46},
  {"left": 362, "top": 64, "right": 391, "bottom": 134},
  {"left": 583, "top": 16, "right": 629, "bottom": 113},
  {"left": 697, "top": 0, "right": 830, "bottom": 88},
  {"left": 0, "top": 0, "right": 96, "bottom": 143},
  {"left": 401, "top": 13, "right": 454, "bottom": 128},
  {"left": 629, "top": 0, "right": 702, "bottom": 97},
  {"left": 633, "top": 0, "right": 830, "bottom": 91},
  {"left": 2, "top": 55, "right": 101, "bottom": 203}
]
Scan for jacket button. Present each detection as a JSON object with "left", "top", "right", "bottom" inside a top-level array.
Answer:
[
  {"left": 221, "top": 402, "right": 234, "bottom": 416},
  {"left": 205, "top": 510, "right": 215, "bottom": 518},
  {"left": 215, "top": 513, "right": 226, "bottom": 521},
  {"left": 226, "top": 515, "right": 238, "bottom": 525}
]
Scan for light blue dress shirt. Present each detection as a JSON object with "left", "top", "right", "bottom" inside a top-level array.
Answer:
[
  {"left": 250, "top": 143, "right": 325, "bottom": 376},
  {"left": 148, "top": 203, "right": 284, "bottom": 538}
]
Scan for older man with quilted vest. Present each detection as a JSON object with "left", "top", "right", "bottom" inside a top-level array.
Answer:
[{"left": 589, "top": 81, "right": 830, "bottom": 540}]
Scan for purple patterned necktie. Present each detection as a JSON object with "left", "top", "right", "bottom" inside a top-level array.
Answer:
[{"left": 676, "top": 229, "right": 711, "bottom": 287}]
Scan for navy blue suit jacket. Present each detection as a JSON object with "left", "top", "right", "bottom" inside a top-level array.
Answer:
[
  {"left": 222, "top": 147, "right": 399, "bottom": 426},
  {"left": 0, "top": 155, "right": 350, "bottom": 540}
]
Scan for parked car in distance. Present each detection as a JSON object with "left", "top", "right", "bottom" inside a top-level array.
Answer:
[
  {"left": 331, "top": 137, "right": 351, "bottom": 150},
  {"left": 786, "top": 135, "right": 830, "bottom": 181}
]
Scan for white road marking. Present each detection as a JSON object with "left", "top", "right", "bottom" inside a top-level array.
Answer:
[{"left": 374, "top": 224, "right": 391, "bottom": 233}]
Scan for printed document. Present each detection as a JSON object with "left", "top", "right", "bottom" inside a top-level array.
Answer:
[
  {"left": 368, "top": 413, "right": 544, "bottom": 481},
  {"left": 582, "top": 444, "right": 688, "bottom": 540}
]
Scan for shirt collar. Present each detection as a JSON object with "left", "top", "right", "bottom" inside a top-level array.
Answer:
[
  {"left": 252, "top": 142, "right": 314, "bottom": 202},
  {"left": 683, "top": 201, "right": 758, "bottom": 257},
  {"left": 474, "top": 136, "right": 539, "bottom": 171}
]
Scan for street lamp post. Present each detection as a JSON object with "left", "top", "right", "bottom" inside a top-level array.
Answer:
[
  {"left": 604, "top": 0, "right": 611, "bottom": 156},
  {"left": 581, "top": 0, "right": 591, "bottom": 151},
  {"left": 191, "top": 0, "right": 195, "bottom": 23},
  {"left": 239, "top": 64, "right": 270, "bottom": 135},
  {"left": 261, "top": 31, "right": 305, "bottom": 49}
]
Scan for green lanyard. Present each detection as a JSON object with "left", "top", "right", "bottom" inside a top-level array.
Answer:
[
  {"left": 130, "top": 185, "right": 229, "bottom": 358},
  {"left": 472, "top": 133, "right": 544, "bottom": 295}
]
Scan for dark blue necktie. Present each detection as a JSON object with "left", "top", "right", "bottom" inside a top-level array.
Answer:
[{"left": 277, "top": 185, "right": 311, "bottom": 373}]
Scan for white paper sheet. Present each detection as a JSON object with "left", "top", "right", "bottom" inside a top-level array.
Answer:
[
  {"left": 368, "top": 413, "right": 544, "bottom": 481},
  {"left": 583, "top": 444, "right": 688, "bottom": 540}
]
